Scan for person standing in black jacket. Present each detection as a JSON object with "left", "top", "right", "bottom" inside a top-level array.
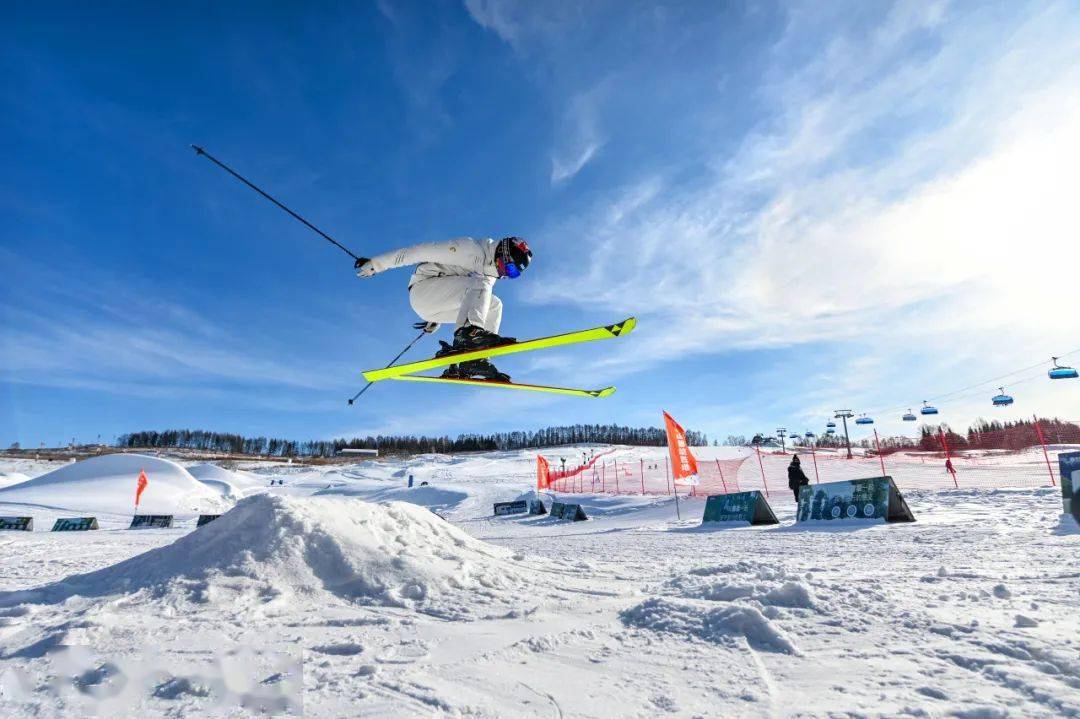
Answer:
[{"left": 788, "top": 454, "right": 810, "bottom": 502}]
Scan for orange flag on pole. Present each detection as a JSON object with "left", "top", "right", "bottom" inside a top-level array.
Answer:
[
  {"left": 536, "top": 456, "right": 551, "bottom": 490},
  {"left": 662, "top": 411, "right": 699, "bottom": 485},
  {"left": 135, "top": 469, "right": 149, "bottom": 507}
]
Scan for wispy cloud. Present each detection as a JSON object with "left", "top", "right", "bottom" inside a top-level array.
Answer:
[
  {"left": 462, "top": 1, "right": 609, "bottom": 184},
  {"left": 463, "top": 0, "right": 522, "bottom": 48},
  {"left": 550, "top": 88, "right": 606, "bottom": 184},
  {"left": 0, "top": 251, "right": 353, "bottom": 404},
  {"left": 375, "top": 1, "right": 463, "bottom": 143},
  {"left": 523, "top": 1, "right": 1080, "bottom": 430}
]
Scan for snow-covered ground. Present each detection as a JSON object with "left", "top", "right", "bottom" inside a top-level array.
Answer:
[
  {"left": 0, "top": 449, "right": 1077, "bottom": 717},
  {"left": 0, "top": 454, "right": 230, "bottom": 518}
]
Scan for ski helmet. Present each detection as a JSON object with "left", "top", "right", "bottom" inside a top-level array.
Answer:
[{"left": 495, "top": 237, "right": 532, "bottom": 279}]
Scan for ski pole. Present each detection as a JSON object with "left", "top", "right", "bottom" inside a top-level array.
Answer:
[
  {"left": 191, "top": 145, "right": 361, "bottom": 261},
  {"left": 347, "top": 329, "right": 429, "bottom": 405}
]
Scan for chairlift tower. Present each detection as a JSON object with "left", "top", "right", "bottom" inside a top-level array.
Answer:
[
  {"left": 776, "top": 428, "right": 788, "bottom": 454},
  {"left": 833, "top": 410, "right": 855, "bottom": 459}
]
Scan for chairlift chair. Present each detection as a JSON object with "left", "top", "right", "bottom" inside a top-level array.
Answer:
[
  {"left": 902, "top": 410, "right": 917, "bottom": 421},
  {"left": 854, "top": 414, "right": 874, "bottom": 426},
  {"left": 1049, "top": 357, "right": 1078, "bottom": 380},
  {"left": 920, "top": 401, "right": 939, "bottom": 416},
  {"left": 826, "top": 421, "right": 837, "bottom": 429},
  {"left": 991, "top": 387, "right": 1014, "bottom": 407}
]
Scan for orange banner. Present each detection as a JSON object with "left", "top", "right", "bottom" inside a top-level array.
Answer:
[
  {"left": 135, "top": 469, "right": 149, "bottom": 507},
  {"left": 536, "top": 455, "right": 551, "bottom": 490},
  {"left": 663, "top": 410, "right": 699, "bottom": 485}
]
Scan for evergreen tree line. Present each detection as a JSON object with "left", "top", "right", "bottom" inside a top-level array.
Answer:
[
  {"left": 917, "top": 417, "right": 1080, "bottom": 451},
  {"left": 116, "top": 424, "right": 708, "bottom": 458},
  {"left": 761, "top": 417, "right": 1079, "bottom": 455}
]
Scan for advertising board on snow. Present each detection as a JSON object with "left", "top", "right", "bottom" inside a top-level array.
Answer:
[
  {"left": 1060, "top": 451, "right": 1080, "bottom": 520},
  {"left": 549, "top": 502, "right": 587, "bottom": 521},
  {"left": 493, "top": 500, "right": 528, "bottom": 516},
  {"left": 197, "top": 514, "right": 222, "bottom": 527},
  {"left": 797, "top": 476, "right": 915, "bottom": 523},
  {"left": 51, "top": 517, "right": 99, "bottom": 531},
  {"left": 129, "top": 514, "right": 175, "bottom": 529},
  {"left": 0, "top": 516, "right": 33, "bottom": 531},
  {"left": 701, "top": 491, "right": 778, "bottom": 526}
]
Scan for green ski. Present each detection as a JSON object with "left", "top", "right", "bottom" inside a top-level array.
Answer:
[
  {"left": 362, "top": 317, "right": 636, "bottom": 382},
  {"left": 389, "top": 375, "right": 616, "bottom": 398}
]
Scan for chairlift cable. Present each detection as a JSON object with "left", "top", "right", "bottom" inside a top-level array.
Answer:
[{"left": 861, "top": 346, "right": 1080, "bottom": 417}]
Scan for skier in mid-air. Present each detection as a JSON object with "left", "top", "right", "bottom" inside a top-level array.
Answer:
[
  {"left": 190, "top": 147, "right": 627, "bottom": 396},
  {"left": 354, "top": 236, "right": 533, "bottom": 382}
]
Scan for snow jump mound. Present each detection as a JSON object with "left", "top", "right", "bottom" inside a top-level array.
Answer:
[
  {"left": 0, "top": 453, "right": 228, "bottom": 516},
  {"left": 9, "top": 495, "right": 534, "bottom": 618},
  {"left": 187, "top": 462, "right": 265, "bottom": 498}
]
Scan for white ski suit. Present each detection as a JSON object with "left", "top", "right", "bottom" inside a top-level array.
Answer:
[{"left": 367, "top": 237, "right": 503, "bottom": 333}]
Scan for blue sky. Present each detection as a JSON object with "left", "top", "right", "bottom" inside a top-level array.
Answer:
[{"left": 3, "top": 1, "right": 1079, "bottom": 448}]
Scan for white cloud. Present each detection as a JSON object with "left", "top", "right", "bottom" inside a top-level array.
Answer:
[
  {"left": 524, "top": 1, "right": 1080, "bottom": 431},
  {"left": 463, "top": 0, "right": 522, "bottom": 47},
  {"left": 460, "top": 2, "right": 609, "bottom": 184},
  {"left": 551, "top": 140, "right": 601, "bottom": 184},
  {"left": 0, "top": 253, "right": 353, "bottom": 402},
  {"left": 550, "top": 87, "right": 607, "bottom": 184}
]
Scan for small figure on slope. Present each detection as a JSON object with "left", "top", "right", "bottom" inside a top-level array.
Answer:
[
  {"left": 354, "top": 236, "right": 533, "bottom": 381},
  {"left": 788, "top": 454, "right": 810, "bottom": 502}
]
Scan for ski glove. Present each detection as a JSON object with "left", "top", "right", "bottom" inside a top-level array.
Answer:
[
  {"left": 413, "top": 321, "right": 440, "bottom": 334},
  {"left": 354, "top": 257, "right": 376, "bottom": 278}
]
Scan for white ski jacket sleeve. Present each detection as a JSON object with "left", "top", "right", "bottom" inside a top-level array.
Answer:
[{"left": 368, "top": 237, "right": 495, "bottom": 277}]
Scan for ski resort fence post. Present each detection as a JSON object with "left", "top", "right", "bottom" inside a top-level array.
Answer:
[
  {"left": 939, "top": 429, "right": 959, "bottom": 489},
  {"left": 614, "top": 459, "right": 620, "bottom": 494},
  {"left": 715, "top": 458, "right": 728, "bottom": 494},
  {"left": 873, "top": 429, "right": 887, "bottom": 477},
  {"left": 664, "top": 455, "right": 671, "bottom": 495},
  {"left": 1033, "top": 416, "right": 1057, "bottom": 486},
  {"left": 809, "top": 442, "right": 820, "bottom": 483},
  {"left": 640, "top": 459, "right": 646, "bottom": 494},
  {"left": 754, "top": 444, "right": 770, "bottom": 497}
]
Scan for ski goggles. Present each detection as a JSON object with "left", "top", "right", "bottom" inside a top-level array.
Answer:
[{"left": 498, "top": 258, "right": 523, "bottom": 279}]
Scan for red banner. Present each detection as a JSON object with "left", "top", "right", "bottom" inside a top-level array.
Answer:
[
  {"left": 135, "top": 469, "right": 149, "bottom": 507},
  {"left": 536, "top": 456, "right": 551, "bottom": 490},
  {"left": 663, "top": 410, "right": 699, "bottom": 484}
]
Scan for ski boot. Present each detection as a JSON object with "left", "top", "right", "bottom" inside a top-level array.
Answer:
[
  {"left": 435, "top": 324, "right": 516, "bottom": 357},
  {"left": 441, "top": 358, "right": 511, "bottom": 383}
]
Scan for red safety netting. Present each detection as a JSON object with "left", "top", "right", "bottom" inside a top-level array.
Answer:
[
  {"left": 751, "top": 433, "right": 1066, "bottom": 497},
  {"left": 538, "top": 448, "right": 616, "bottom": 489},
  {"left": 540, "top": 440, "right": 1071, "bottom": 502},
  {"left": 547, "top": 455, "right": 749, "bottom": 497},
  {"left": 534, "top": 418, "right": 1076, "bottom": 501}
]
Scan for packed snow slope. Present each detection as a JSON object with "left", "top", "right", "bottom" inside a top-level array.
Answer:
[
  {"left": 0, "top": 453, "right": 229, "bottom": 516},
  {"left": 0, "top": 470, "right": 31, "bottom": 489},
  {"left": 185, "top": 462, "right": 267, "bottom": 499},
  {"left": 0, "top": 447, "right": 1077, "bottom": 718}
]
